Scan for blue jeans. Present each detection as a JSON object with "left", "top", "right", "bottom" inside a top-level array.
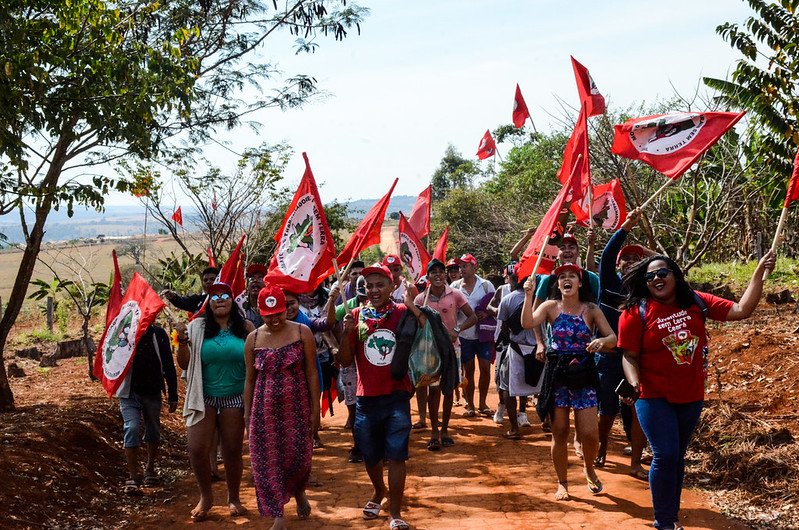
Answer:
[
  {"left": 354, "top": 391, "right": 412, "bottom": 467},
  {"left": 635, "top": 398, "right": 704, "bottom": 529},
  {"left": 594, "top": 352, "right": 625, "bottom": 417},
  {"left": 119, "top": 392, "right": 162, "bottom": 448},
  {"left": 460, "top": 338, "right": 492, "bottom": 364}
]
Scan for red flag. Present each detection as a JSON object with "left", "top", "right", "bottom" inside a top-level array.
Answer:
[
  {"left": 207, "top": 246, "right": 216, "bottom": 268},
  {"left": 432, "top": 226, "right": 449, "bottom": 262},
  {"left": 407, "top": 185, "right": 432, "bottom": 238},
  {"left": 476, "top": 130, "right": 497, "bottom": 160},
  {"left": 321, "top": 384, "right": 338, "bottom": 418},
  {"left": 398, "top": 213, "right": 431, "bottom": 282},
  {"left": 94, "top": 273, "right": 165, "bottom": 397},
  {"left": 513, "top": 84, "right": 530, "bottom": 128},
  {"left": 171, "top": 206, "right": 183, "bottom": 226},
  {"left": 322, "top": 178, "right": 397, "bottom": 280},
  {"left": 93, "top": 250, "right": 124, "bottom": 380},
  {"left": 612, "top": 111, "right": 745, "bottom": 180},
  {"left": 517, "top": 166, "right": 579, "bottom": 280},
  {"left": 267, "top": 153, "right": 336, "bottom": 293},
  {"left": 194, "top": 234, "right": 246, "bottom": 319},
  {"left": 571, "top": 56, "right": 606, "bottom": 117},
  {"left": 572, "top": 179, "right": 628, "bottom": 230},
  {"left": 557, "top": 108, "right": 591, "bottom": 203},
  {"left": 784, "top": 149, "right": 799, "bottom": 208}
]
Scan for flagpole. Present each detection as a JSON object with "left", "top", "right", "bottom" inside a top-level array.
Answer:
[
  {"left": 529, "top": 236, "right": 550, "bottom": 279},
  {"left": 527, "top": 115, "right": 538, "bottom": 134},
  {"left": 639, "top": 178, "right": 676, "bottom": 210},
  {"left": 763, "top": 206, "right": 788, "bottom": 280}
]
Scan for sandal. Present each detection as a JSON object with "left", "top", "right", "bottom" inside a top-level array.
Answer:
[
  {"left": 586, "top": 476, "right": 603, "bottom": 495},
  {"left": 441, "top": 436, "right": 455, "bottom": 447},
  {"left": 143, "top": 473, "right": 160, "bottom": 486},
  {"left": 389, "top": 518, "right": 410, "bottom": 530},
  {"left": 463, "top": 409, "right": 476, "bottom": 418},
  {"left": 412, "top": 421, "right": 426, "bottom": 430},
  {"left": 427, "top": 438, "right": 441, "bottom": 451},
  {"left": 123, "top": 479, "right": 142, "bottom": 496},
  {"left": 478, "top": 408, "right": 494, "bottom": 417},
  {"left": 594, "top": 454, "right": 606, "bottom": 468},
  {"left": 629, "top": 468, "right": 649, "bottom": 481},
  {"left": 503, "top": 431, "right": 522, "bottom": 440},
  {"left": 362, "top": 500, "right": 382, "bottom": 520},
  {"left": 297, "top": 499, "right": 312, "bottom": 520}
]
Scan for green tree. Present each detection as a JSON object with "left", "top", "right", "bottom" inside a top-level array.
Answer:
[
  {"left": 430, "top": 145, "right": 481, "bottom": 201},
  {"left": 0, "top": 0, "right": 366, "bottom": 411}
]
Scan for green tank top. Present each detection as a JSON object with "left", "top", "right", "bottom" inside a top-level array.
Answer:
[{"left": 201, "top": 328, "right": 246, "bottom": 397}]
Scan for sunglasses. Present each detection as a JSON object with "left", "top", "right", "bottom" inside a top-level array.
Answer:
[
  {"left": 644, "top": 268, "right": 672, "bottom": 283},
  {"left": 210, "top": 293, "right": 231, "bottom": 301}
]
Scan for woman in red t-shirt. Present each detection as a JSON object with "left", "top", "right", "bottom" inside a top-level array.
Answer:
[{"left": 618, "top": 252, "right": 775, "bottom": 530}]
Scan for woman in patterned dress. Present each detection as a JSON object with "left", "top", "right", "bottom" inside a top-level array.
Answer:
[{"left": 243, "top": 284, "right": 320, "bottom": 530}]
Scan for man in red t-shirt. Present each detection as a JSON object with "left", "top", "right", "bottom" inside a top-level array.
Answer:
[{"left": 339, "top": 263, "right": 425, "bottom": 530}]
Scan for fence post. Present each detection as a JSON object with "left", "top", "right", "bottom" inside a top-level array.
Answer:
[{"left": 46, "top": 297, "right": 54, "bottom": 332}]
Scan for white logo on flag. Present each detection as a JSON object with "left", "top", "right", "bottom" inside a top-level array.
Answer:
[
  {"left": 629, "top": 113, "right": 706, "bottom": 155},
  {"left": 399, "top": 233, "right": 424, "bottom": 281},
  {"left": 277, "top": 193, "right": 327, "bottom": 280},
  {"left": 101, "top": 301, "right": 142, "bottom": 380},
  {"left": 576, "top": 191, "right": 621, "bottom": 230}
]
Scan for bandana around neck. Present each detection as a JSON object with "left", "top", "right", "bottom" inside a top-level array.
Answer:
[{"left": 359, "top": 301, "right": 397, "bottom": 334}]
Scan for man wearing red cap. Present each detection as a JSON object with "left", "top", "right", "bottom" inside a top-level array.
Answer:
[
  {"left": 339, "top": 263, "right": 424, "bottom": 530},
  {"left": 382, "top": 254, "right": 413, "bottom": 303},
  {"left": 242, "top": 264, "right": 268, "bottom": 327},
  {"left": 451, "top": 253, "right": 495, "bottom": 418}
]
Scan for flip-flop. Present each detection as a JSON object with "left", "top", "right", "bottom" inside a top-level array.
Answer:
[
  {"left": 143, "top": 473, "right": 160, "bottom": 486},
  {"left": 190, "top": 510, "right": 209, "bottom": 522},
  {"left": 503, "top": 431, "right": 522, "bottom": 440},
  {"left": 411, "top": 421, "right": 426, "bottom": 430},
  {"left": 297, "top": 500, "right": 312, "bottom": 520},
  {"left": 123, "top": 479, "right": 142, "bottom": 496},
  {"left": 389, "top": 518, "right": 410, "bottom": 530},
  {"left": 463, "top": 409, "right": 476, "bottom": 418},
  {"left": 478, "top": 408, "right": 494, "bottom": 417},
  {"left": 427, "top": 438, "right": 441, "bottom": 451},
  {"left": 629, "top": 468, "right": 649, "bottom": 481},
  {"left": 362, "top": 500, "right": 382, "bottom": 520},
  {"left": 586, "top": 476, "right": 603, "bottom": 495},
  {"left": 594, "top": 454, "right": 606, "bottom": 468},
  {"left": 441, "top": 436, "right": 455, "bottom": 447}
]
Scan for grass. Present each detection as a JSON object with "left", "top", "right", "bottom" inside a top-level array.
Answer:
[
  {"left": 27, "top": 329, "right": 64, "bottom": 343},
  {"left": 688, "top": 257, "right": 799, "bottom": 292}
]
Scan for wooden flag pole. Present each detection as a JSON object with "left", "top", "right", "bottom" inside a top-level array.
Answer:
[
  {"left": 332, "top": 257, "right": 356, "bottom": 314},
  {"left": 527, "top": 115, "right": 538, "bottom": 135},
  {"left": 587, "top": 182, "right": 595, "bottom": 229},
  {"left": 639, "top": 178, "right": 677, "bottom": 210},
  {"left": 763, "top": 206, "right": 789, "bottom": 280}
]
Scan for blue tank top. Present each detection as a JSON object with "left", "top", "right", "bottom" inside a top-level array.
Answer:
[{"left": 549, "top": 307, "right": 592, "bottom": 354}]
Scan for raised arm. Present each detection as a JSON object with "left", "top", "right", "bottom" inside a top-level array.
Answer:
[
  {"left": 510, "top": 227, "right": 536, "bottom": 261},
  {"left": 726, "top": 250, "right": 776, "bottom": 320}
]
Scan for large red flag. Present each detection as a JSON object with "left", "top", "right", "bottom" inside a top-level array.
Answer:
[
  {"left": 513, "top": 84, "right": 530, "bottom": 128},
  {"left": 571, "top": 56, "right": 606, "bottom": 117},
  {"left": 572, "top": 179, "right": 628, "bottom": 230},
  {"left": 95, "top": 272, "right": 165, "bottom": 397},
  {"left": 93, "top": 250, "right": 123, "bottom": 380},
  {"left": 398, "top": 213, "right": 431, "bottom": 282},
  {"left": 612, "top": 111, "right": 745, "bottom": 180},
  {"left": 323, "top": 178, "right": 398, "bottom": 279},
  {"left": 432, "top": 226, "right": 449, "bottom": 262},
  {"left": 407, "top": 185, "right": 432, "bottom": 238},
  {"left": 267, "top": 153, "right": 336, "bottom": 293},
  {"left": 784, "top": 148, "right": 799, "bottom": 208},
  {"left": 557, "top": 108, "right": 591, "bottom": 203},
  {"left": 476, "top": 130, "right": 497, "bottom": 160},
  {"left": 171, "top": 206, "right": 183, "bottom": 226}
]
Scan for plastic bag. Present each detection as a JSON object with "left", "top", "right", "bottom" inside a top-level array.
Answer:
[{"left": 408, "top": 320, "right": 442, "bottom": 388}]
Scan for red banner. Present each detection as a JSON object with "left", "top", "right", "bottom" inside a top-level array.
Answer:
[
  {"left": 171, "top": 206, "right": 183, "bottom": 226},
  {"left": 432, "top": 226, "right": 449, "bottom": 262},
  {"left": 398, "top": 213, "right": 431, "bottom": 282},
  {"left": 93, "top": 250, "right": 123, "bottom": 381},
  {"left": 571, "top": 56, "right": 606, "bottom": 117},
  {"left": 513, "top": 84, "right": 530, "bottom": 128},
  {"left": 407, "top": 185, "right": 432, "bottom": 238},
  {"left": 476, "top": 130, "right": 497, "bottom": 160},
  {"left": 557, "top": 108, "right": 591, "bottom": 203},
  {"left": 572, "top": 179, "right": 628, "bottom": 230},
  {"left": 785, "top": 148, "right": 799, "bottom": 208}
]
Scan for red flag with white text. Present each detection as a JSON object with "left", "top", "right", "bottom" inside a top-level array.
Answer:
[
  {"left": 267, "top": 153, "right": 336, "bottom": 293},
  {"left": 93, "top": 250, "right": 123, "bottom": 380},
  {"left": 611, "top": 111, "right": 745, "bottom": 179},
  {"left": 572, "top": 179, "right": 628, "bottom": 230},
  {"left": 432, "top": 226, "right": 449, "bottom": 262},
  {"left": 95, "top": 273, "right": 165, "bottom": 397},
  {"left": 513, "top": 84, "right": 530, "bottom": 128},
  {"left": 476, "top": 130, "right": 497, "bottom": 160},
  {"left": 571, "top": 56, "right": 606, "bottom": 117},
  {"left": 171, "top": 206, "right": 183, "bottom": 226},
  {"left": 784, "top": 149, "right": 799, "bottom": 208},
  {"left": 398, "top": 213, "right": 431, "bottom": 282},
  {"left": 407, "top": 185, "right": 432, "bottom": 238}
]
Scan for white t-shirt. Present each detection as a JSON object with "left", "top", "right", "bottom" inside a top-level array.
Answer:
[
  {"left": 452, "top": 275, "right": 495, "bottom": 341},
  {"left": 391, "top": 281, "right": 407, "bottom": 303}
]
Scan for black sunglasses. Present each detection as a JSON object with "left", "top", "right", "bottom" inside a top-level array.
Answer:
[
  {"left": 210, "top": 293, "right": 231, "bottom": 301},
  {"left": 644, "top": 268, "right": 672, "bottom": 283}
]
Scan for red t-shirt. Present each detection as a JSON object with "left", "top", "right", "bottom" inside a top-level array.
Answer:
[
  {"left": 350, "top": 303, "right": 414, "bottom": 397},
  {"left": 617, "top": 292, "right": 733, "bottom": 403}
]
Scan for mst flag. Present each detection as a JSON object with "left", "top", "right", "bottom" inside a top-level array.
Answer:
[
  {"left": 325, "top": 178, "right": 398, "bottom": 278},
  {"left": 572, "top": 179, "right": 628, "bottom": 230},
  {"left": 171, "top": 206, "right": 183, "bottom": 226},
  {"left": 95, "top": 273, "right": 165, "bottom": 397},
  {"left": 432, "top": 226, "right": 449, "bottom": 262},
  {"left": 571, "top": 56, "right": 605, "bottom": 117},
  {"left": 476, "top": 130, "right": 497, "bottom": 160},
  {"left": 513, "top": 84, "right": 530, "bottom": 128},
  {"left": 267, "top": 153, "right": 336, "bottom": 293},
  {"left": 784, "top": 149, "right": 799, "bottom": 208},
  {"left": 93, "top": 250, "right": 123, "bottom": 381},
  {"left": 398, "top": 213, "right": 431, "bottom": 282},
  {"left": 407, "top": 185, "right": 432, "bottom": 238},
  {"left": 612, "top": 111, "right": 746, "bottom": 179},
  {"left": 557, "top": 108, "right": 591, "bottom": 202}
]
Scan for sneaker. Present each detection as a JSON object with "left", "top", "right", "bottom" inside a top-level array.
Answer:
[
  {"left": 517, "top": 412, "right": 531, "bottom": 428},
  {"left": 493, "top": 403, "right": 506, "bottom": 424}
]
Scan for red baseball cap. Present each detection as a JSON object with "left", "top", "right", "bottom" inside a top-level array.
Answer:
[
  {"left": 258, "top": 284, "right": 287, "bottom": 316},
  {"left": 553, "top": 263, "right": 583, "bottom": 278},
  {"left": 459, "top": 253, "right": 477, "bottom": 266},
  {"left": 617, "top": 244, "right": 646, "bottom": 264},
  {"left": 559, "top": 233, "right": 579, "bottom": 248},
  {"left": 362, "top": 262, "right": 393, "bottom": 281},
  {"left": 246, "top": 263, "right": 269, "bottom": 277},
  {"left": 207, "top": 282, "right": 233, "bottom": 296},
  {"left": 446, "top": 258, "right": 460, "bottom": 269},
  {"left": 382, "top": 254, "right": 402, "bottom": 268}
]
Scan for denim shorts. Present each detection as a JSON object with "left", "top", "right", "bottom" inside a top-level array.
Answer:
[
  {"left": 120, "top": 392, "right": 162, "bottom": 448},
  {"left": 354, "top": 391, "right": 412, "bottom": 467},
  {"left": 460, "top": 338, "right": 493, "bottom": 364},
  {"left": 595, "top": 352, "right": 625, "bottom": 417}
]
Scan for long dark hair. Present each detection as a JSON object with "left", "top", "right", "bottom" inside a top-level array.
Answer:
[
  {"left": 622, "top": 255, "right": 696, "bottom": 310},
  {"left": 204, "top": 302, "right": 249, "bottom": 340},
  {"left": 548, "top": 270, "right": 595, "bottom": 303}
]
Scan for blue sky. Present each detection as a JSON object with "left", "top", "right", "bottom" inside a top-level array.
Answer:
[{"left": 108, "top": 0, "right": 754, "bottom": 205}]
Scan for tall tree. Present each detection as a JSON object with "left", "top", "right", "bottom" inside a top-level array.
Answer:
[
  {"left": 0, "top": 0, "right": 366, "bottom": 411},
  {"left": 430, "top": 145, "right": 481, "bottom": 201}
]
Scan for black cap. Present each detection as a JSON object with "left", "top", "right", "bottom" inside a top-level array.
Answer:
[
  {"left": 350, "top": 260, "right": 365, "bottom": 269},
  {"left": 426, "top": 259, "right": 446, "bottom": 274}
]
